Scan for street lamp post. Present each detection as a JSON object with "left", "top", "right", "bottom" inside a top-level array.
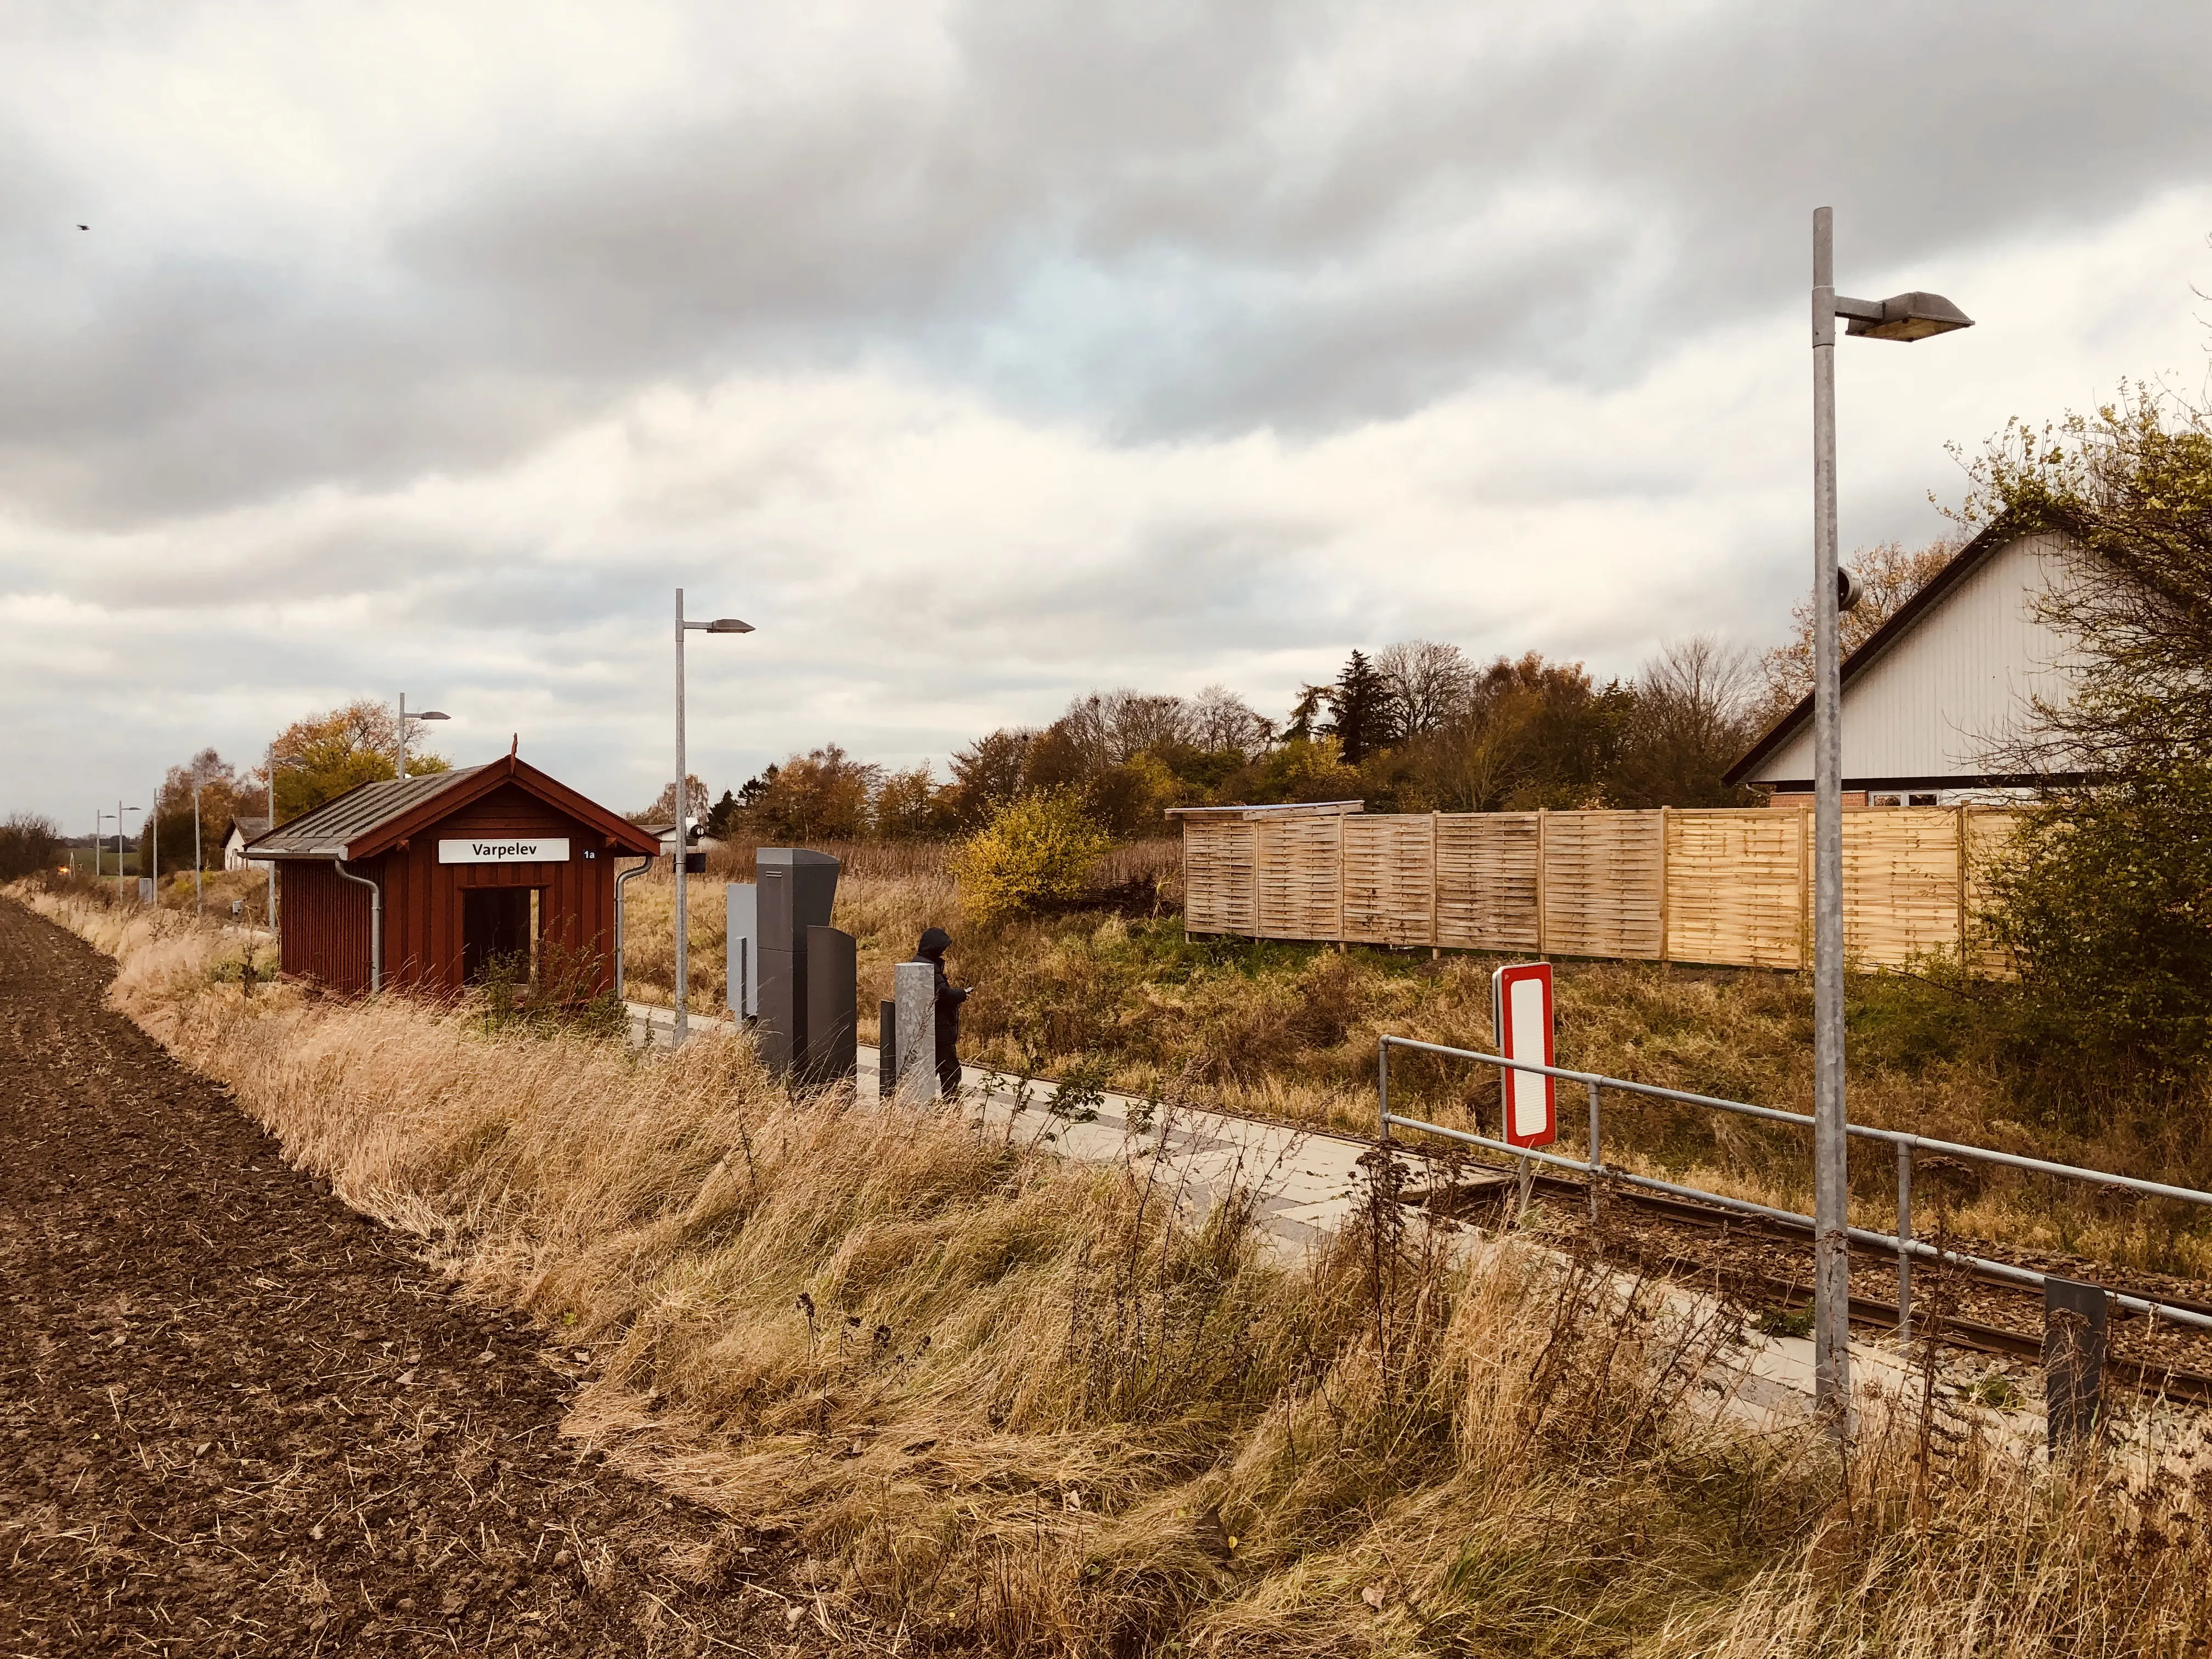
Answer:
[
  {"left": 265, "top": 748, "right": 307, "bottom": 937},
  {"left": 397, "top": 693, "right": 450, "bottom": 781},
  {"left": 115, "top": 799, "right": 140, "bottom": 900},
  {"left": 1808, "top": 206, "right": 1972, "bottom": 1432},
  {"left": 673, "top": 589, "right": 753, "bottom": 1046}
]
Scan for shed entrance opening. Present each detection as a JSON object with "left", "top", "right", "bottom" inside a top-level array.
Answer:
[{"left": 463, "top": 887, "right": 538, "bottom": 984}]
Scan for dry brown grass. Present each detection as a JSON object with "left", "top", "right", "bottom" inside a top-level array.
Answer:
[
  {"left": 19, "top": 884, "right": 2212, "bottom": 1657},
  {"left": 622, "top": 844, "right": 2212, "bottom": 1283}
]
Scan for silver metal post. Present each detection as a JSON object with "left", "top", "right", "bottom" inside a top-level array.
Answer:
[
  {"left": 674, "top": 588, "right": 690, "bottom": 1047},
  {"left": 398, "top": 691, "right": 408, "bottom": 781},
  {"left": 1376, "top": 1035, "right": 1390, "bottom": 1142},
  {"left": 1895, "top": 1141, "right": 1914, "bottom": 1335},
  {"left": 193, "top": 781, "right": 202, "bottom": 916},
  {"left": 149, "top": 789, "right": 157, "bottom": 895},
  {"left": 1587, "top": 1078, "right": 1603, "bottom": 1226},
  {"left": 267, "top": 749, "right": 278, "bottom": 938},
  {"left": 1810, "top": 205, "right": 1852, "bottom": 1431}
]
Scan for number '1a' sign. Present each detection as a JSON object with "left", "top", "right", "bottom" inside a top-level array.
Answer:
[{"left": 1491, "top": 962, "right": 1556, "bottom": 1148}]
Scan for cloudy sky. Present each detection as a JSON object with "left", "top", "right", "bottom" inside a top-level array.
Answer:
[{"left": 5, "top": 1, "right": 2210, "bottom": 827}]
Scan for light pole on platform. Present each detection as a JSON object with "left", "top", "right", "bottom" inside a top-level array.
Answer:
[
  {"left": 1807, "top": 206, "right": 1972, "bottom": 1434},
  {"left": 673, "top": 589, "right": 753, "bottom": 1046},
  {"left": 397, "top": 693, "right": 450, "bottom": 781}
]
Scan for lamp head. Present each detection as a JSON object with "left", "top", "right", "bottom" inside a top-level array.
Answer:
[
  {"left": 415, "top": 710, "right": 449, "bottom": 720},
  {"left": 1848, "top": 291, "right": 1973, "bottom": 342},
  {"left": 705, "top": 618, "right": 754, "bottom": 634}
]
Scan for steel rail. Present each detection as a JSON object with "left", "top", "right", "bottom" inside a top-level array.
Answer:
[{"left": 1378, "top": 1037, "right": 2212, "bottom": 1336}]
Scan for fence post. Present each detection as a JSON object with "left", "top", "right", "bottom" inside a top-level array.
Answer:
[
  {"left": 1657, "top": 805, "right": 1671, "bottom": 964},
  {"left": 1376, "top": 1036, "right": 1391, "bottom": 1144},
  {"left": 1587, "top": 1078, "right": 1603, "bottom": 1226},
  {"left": 2043, "top": 1277, "right": 2108, "bottom": 1451},
  {"left": 1536, "top": 809, "right": 1548, "bottom": 956},
  {"left": 1895, "top": 1140, "right": 1914, "bottom": 1334}
]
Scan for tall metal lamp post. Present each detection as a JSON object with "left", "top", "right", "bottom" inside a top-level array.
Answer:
[
  {"left": 264, "top": 749, "right": 307, "bottom": 937},
  {"left": 1808, "top": 206, "right": 1973, "bottom": 1431},
  {"left": 673, "top": 589, "right": 753, "bottom": 1046},
  {"left": 114, "top": 799, "right": 140, "bottom": 900},
  {"left": 397, "top": 693, "right": 450, "bottom": 781}
]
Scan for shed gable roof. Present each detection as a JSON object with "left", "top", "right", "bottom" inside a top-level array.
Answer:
[
  {"left": 1723, "top": 520, "right": 2046, "bottom": 788},
  {"left": 246, "top": 755, "right": 661, "bottom": 860}
]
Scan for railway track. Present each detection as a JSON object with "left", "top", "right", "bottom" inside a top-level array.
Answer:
[{"left": 1412, "top": 1165, "right": 2212, "bottom": 1406}]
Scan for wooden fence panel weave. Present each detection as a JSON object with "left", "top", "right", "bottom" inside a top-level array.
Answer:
[
  {"left": 1435, "top": 813, "right": 1539, "bottom": 950},
  {"left": 1961, "top": 806, "right": 2019, "bottom": 977},
  {"left": 1662, "top": 810, "right": 1805, "bottom": 969},
  {"left": 1539, "top": 810, "right": 1663, "bottom": 959},
  {"left": 1256, "top": 814, "right": 1343, "bottom": 939},
  {"left": 1182, "top": 819, "right": 1257, "bottom": 935},
  {"left": 1842, "top": 809, "right": 1962, "bottom": 967},
  {"left": 1343, "top": 816, "right": 1436, "bottom": 945},
  {"left": 1182, "top": 805, "right": 2019, "bottom": 974}
]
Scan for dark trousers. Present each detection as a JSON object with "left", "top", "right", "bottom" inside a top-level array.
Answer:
[{"left": 936, "top": 1030, "right": 962, "bottom": 1097}]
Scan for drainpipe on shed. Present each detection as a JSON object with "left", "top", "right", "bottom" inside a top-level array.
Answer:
[
  {"left": 332, "top": 859, "right": 383, "bottom": 994},
  {"left": 613, "top": 855, "right": 654, "bottom": 1000}
]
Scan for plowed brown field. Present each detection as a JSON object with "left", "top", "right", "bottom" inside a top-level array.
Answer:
[{"left": 0, "top": 901, "right": 804, "bottom": 1657}]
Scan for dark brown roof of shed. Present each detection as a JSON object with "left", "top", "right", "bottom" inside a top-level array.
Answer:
[
  {"left": 243, "top": 754, "right": 663, "bottom": 862},
  {"left": 249, "top": 768, "right": 485, "bottom": 857}
]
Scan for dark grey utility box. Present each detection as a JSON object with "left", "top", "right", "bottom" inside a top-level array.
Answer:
[
  {"left": 803, "top": 924, "right": 858, "bottom": 1087},
  {"left": 754, "top": 848, "right": 841, "bottom": 1075}
]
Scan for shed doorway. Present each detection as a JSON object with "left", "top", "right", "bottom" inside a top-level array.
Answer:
[{"left": 463, "top": 887, "right": 539, "bottom": 984}]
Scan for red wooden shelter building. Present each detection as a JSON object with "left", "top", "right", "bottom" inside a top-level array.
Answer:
[{"left": 245, "top": 751, "right": 662, "bottom": 996}]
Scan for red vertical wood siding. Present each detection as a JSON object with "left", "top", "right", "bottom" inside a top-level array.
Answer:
[
  {"left": 278, "top": 860, "right": 377, "bottom": 994},
  {"left": 279, "top": 781, "right": 628, "bottom": 998}
]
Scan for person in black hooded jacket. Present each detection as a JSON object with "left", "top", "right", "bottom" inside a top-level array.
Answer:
[{"left": 915, "top": 927, "right": 968, "bottom": 1097}]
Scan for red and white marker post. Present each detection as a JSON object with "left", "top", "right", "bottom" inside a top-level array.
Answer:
[{"left": 1491, "top": 961, "right": 1556, "bottom": 1217}]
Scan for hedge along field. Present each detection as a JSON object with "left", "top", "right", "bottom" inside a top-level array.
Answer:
[{"left": 16, "top": 883, "right": 2212, "bottom": 1658}]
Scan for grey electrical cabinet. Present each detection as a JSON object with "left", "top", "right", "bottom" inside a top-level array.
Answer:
[
  {"left": 754, "top": 848, "right": 841, "bottom": 1075},
  {"left": 726, "top": 882, "right": 759, "bottom": 1019},
  {"left": 803, "top": 924, "right": 858, "bottom": 1086}
]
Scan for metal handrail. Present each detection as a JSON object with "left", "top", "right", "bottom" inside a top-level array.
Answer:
[{"left": 1378, "top": 1035, "right": 2212, "bottom": 1336}]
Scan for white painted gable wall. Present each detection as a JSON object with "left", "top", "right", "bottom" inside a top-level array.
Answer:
[{"left": 1753, "top": 533, "right": 2079, "bottom": 786}]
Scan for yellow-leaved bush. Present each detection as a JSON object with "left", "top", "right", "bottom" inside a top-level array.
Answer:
[{"left": 952, "top": 789, "right": 1110, "bottom": 925}]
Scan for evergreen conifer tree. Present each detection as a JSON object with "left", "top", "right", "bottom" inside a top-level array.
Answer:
[{"left": 1324, "top": 650, "right": 1395, "bottom": 765}]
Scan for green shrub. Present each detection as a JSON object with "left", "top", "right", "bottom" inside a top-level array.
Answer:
[
  {"left": 952, "top": 789, "right": 1110, "bottom": 926},
  {"left": 1983, "top": 765, "right": 2212, "bottom": 1074}
]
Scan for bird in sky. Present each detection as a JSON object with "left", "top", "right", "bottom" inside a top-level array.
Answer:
[{"left": 77, "top": 224, "right": 87, "bottom": 230}]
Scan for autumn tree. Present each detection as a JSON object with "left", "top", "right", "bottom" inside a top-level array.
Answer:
[
  {"left": 267, "top": 700, "right": 450, "bottom": 822},
  {"left": 748, "top": 747, "right": 880, "bottom": 842},
  {"left": 151, "top": 749, "right": 249, "bottom": 870},
  {"left": 1375, "top": 641, "right": 1474, "bottom": 739},
  {"left": 1758, "top": 537, "right": 1959, "bottom": 716},
  {"left": 1609, "top": 637, "right": 1763, "bottom": 808}
]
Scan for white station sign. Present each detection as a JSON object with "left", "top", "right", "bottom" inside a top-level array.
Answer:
[{"left": 438, "top": 837, "right": 570, "bottom": 864}]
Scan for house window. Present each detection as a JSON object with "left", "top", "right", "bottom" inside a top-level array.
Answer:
[
  {"left": 1908, "top": 793, "right": 1939, "bottom": 806},
  {"left": 1870, "top": 794, "right": 1902, "bottom": 808}
]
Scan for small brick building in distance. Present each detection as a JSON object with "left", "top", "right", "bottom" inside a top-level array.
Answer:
[{"left": 245, "top": 749, "right": 662, "bottom": 996}]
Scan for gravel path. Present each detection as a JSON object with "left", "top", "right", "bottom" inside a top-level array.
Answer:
[{"left": 0, "top": 901, "right": 802, "bottom": 1658}]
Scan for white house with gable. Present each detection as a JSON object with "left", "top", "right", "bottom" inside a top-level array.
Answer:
[{"left": 1726, "top": 526, "right": 2083, "bottom": 806}]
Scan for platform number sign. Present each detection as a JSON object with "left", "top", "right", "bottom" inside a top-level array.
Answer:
[{"left": 1491, "top": 962, "right": 1556, "bottom": 1148}]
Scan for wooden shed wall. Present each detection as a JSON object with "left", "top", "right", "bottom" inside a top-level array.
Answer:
[
  {"left": 276, "top": 780, "right": 632, "bottom": 997},
  {"left": 1183, "top": 805, "right": 2018, "bottom": 974},
  {"left": 379, "top": 782, "right": 622, "bottom": 995},
  {"left": 278, "top": 859, "right": 377, "bottom": 994}
]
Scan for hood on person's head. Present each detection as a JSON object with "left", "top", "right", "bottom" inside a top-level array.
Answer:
[{"left": 917, "top": 927, "right": 952, "bottom": 960}]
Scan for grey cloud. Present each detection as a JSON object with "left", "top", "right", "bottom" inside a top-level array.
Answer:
[{"left": 8, "top": 1, "right": 2207, "bottom": 527}]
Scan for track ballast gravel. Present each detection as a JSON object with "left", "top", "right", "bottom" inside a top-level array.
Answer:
[{"left": 0, "top": 902, "right": 804, "bottom": 1657}]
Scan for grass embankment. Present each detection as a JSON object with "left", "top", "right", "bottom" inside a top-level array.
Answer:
[
  {"left": 16, "top": 883, "right": 2212, "bottom": 1657},
  {"left": 624, "top": 844, "right": 2212, "bottom": 1284}
]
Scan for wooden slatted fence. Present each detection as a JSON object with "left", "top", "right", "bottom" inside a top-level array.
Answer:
[{"left": 1178, "top": 804, "right": 2021, "bottom": 972}]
